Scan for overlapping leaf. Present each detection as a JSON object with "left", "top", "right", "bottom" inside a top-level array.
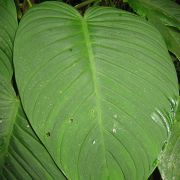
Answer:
[
  {"left": 128, "top": 0, "right": 180, "bottom": 60},
  {"left": 0, "top": 1, "right": 66, "bottom": 179},
  {"left": 0, "top": 79, "right": 66, "bottom": 179},
  {"left": 0, "top": 77, "right": 18, "bottom": 169},
  {"left": 14, "top": 2, "right": 179, "bottom": 179},
  {"left": 0, "top": 0, "right": 18, "bottom": 81},
  {"left": 0, "top": 0, "right": 18, "bottom": 168},
  {"left": 128, "top": 0, "right": 180, "bottom": 27},
  {"left": 158, "top": 98, "right": 180, "bottom": 180}
]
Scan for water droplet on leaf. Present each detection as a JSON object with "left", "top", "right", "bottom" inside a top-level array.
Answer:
[
  {"left": 112, "top": 128, "right": 116, "bottom": 133},
  {"left": 92, "top": 140, "right": 96, "bottom": 145},
  {"left": 113, "top": 114, "right": 118, "bottom": 119}
]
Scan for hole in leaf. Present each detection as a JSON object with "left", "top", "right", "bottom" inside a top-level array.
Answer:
[
  {"left": 69, "top": 118, "right": 74, "bottom": 123},
  {"left": 46, "top": 132, "right": 50, "bottom": 137}
]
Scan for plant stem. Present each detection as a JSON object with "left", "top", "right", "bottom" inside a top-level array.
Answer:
[
  {"left": 26, "top": 0, "right": 32, "bottom": 8},
  {"left": 75, "top": 0, "right": 98, "bottom": 9}
]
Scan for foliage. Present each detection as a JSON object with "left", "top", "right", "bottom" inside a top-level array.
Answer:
[
  {"left": 0, "top": 0, "right": 180, "bottom": 179},
  {"left": 128, "top": 0, "right": 180, "bottom": 60},
  {"left": 159, "top": 109, "right": 180, "bottom": 180}
]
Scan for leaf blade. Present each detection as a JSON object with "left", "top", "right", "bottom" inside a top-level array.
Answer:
[
  {"left": 14, "top": 2, "right": 179, "bottom": 179},
  {"left": 128, "top": 0, "right": 180, "bottom": 28},
  {"left": 0, "top": 0, "right": 18, "bottom": 80},
  {"left": 0, "top": 1, "right": 67, "bottom": 179},
  {"left": 158, "top": 103, "right": 180, "bottom": 180},
  {"left": 1, "top": 105, "right": 67, "bottom": 180}
]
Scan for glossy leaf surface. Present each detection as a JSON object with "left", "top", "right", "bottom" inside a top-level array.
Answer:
[
  {"left": 14, "top": 2, "right": 179, "bottom": 179},
  {"left": 158, "top": 98, "right": 180, "bottom": 180}
]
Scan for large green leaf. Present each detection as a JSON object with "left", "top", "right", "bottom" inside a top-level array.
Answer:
[
  {"left": 128, "top": 0, "right": 180, "bottom": 60},
  {"left": 158, "top": 100, "right": 180, "bottom": 180},
  {"left": 0, "top": 78, "right": 66, "bottom": 179},
  {"left": 0, "top": 0, "right": 18, "bottom": 81},
  {"left": 14, "top": 2, "right": 179, "bottom": 179}
]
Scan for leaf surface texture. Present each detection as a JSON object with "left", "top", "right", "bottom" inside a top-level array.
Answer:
[{"left": 14, "top": 2, "right": 179, "bottom": 179}]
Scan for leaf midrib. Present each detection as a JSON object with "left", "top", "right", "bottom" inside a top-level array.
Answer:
[{"left": 81, "top": 16, "right": 108, "bottom": 173}]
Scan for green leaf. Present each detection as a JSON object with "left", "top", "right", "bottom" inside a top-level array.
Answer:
[
  {"left": 14, "top": 2, "right": 179, "bottom": 179},
  {"left": 146, "top": 14, "right": 180, "bottom": 61},
  {"left": 165, "top": 27, "right": 180, "bottom": 60},
  {"left": 0, "top": 76, "right": 18, "bottom": 168},
  {"left": 0, "top": 0, "right": 19, "bottom": 169},
  {"left": 128, "top": 0, "right": 180, "bottom": 60},
  {"left": 0, "top": 79, "right": 67, "bottom": 179},
  {"left": 158, "top": 100, "right": 180, "bottom": 180},
  {"left": 175, "top": 98, "right": 180, "bottom": 121},
  {"left": 0, "top": 1, "right": 66, "bottom": 179},
  {"left": 0, "top": 0, "right": 18, "bottom": 81},
  {"left": 128, "top": 0, "right": 180, "bottom": 28}
]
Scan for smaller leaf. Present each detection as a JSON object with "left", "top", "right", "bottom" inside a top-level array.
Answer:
[
  {"left": 0, "top": 75, "right": 67, "bottom": 179},
  {"left": 128, "top": 0, "right": 180, "bottom": 28},
  {"left": 128, "top": 0, "right": 180, "bottom": 60},
  {"left": 0, "top": 75, "right": 18, "bottom": 169},
  {"left": 1, "top": 105, "right": 67, "bottom": 180},
  {"left": 147, "top": 13, "right": 180, "bottom": 60},
  {"left": 0, "top": 0, "right": 18, "bottom": 80},
  {"left": 158, "top": 98, "right": 180, "bottom": 180}
]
